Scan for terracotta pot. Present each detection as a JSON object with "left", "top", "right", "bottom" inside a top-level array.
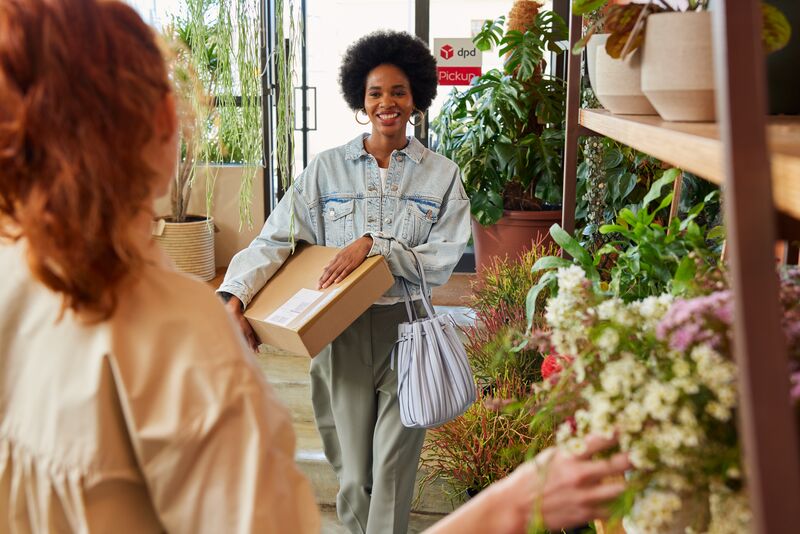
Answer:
[
  {"left": 595, "top": 40, "right": 657, "bottom": 115},
  {"left": 641, "top": 11, "right": 716, "bottom": 121},
  {"left": 153, "top": 215, "right": 216, "bottom": 281},
  {"left": 471, "top": 209, "right": 561, "bottom": 272}
]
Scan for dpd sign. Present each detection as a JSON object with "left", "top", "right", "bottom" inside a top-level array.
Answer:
[{"left": 433, "top": 38, "right": 482, "bottom": 86}]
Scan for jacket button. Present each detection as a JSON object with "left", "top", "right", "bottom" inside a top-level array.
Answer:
[
  {"left": 368, "top": 216, "right": 376, "bottom": 223},
  {"left": 368, "top": 186, "right": 376, "bottom": 192},
  {"left": 391, "top": 184, "right": 398, "bottom": 191},
  {"left": 329, "top": 209, "right": 335, "bottom": 216},
  {"left": 384, "top": 218, "right": 392, "bottom": 224},
  {"left": 395, "top": 155, "right": 402, "bottom": 161}
]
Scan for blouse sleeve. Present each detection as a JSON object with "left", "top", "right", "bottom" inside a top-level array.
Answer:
[{"left": 108, "top": 275, "right": 320, "bottom": 534}]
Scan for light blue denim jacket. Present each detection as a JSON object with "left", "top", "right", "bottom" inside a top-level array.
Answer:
[{"left": 218, "top": 134, "right": 471, "bottom": 308}]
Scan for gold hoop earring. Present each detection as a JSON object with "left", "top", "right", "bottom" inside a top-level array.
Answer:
[
  {"left": 408, "top": 109, "right": 425, "bottom": 126},
  {"left": 355, "top": 108, "right": 370, "bottom": 125}
]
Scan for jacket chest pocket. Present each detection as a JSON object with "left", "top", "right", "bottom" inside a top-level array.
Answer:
[
  {"left": 323, "top": 200, "right": 354, "bottom": 247},
  {"left": 401, "top": 201, "right": 440, "bottom": 247}
]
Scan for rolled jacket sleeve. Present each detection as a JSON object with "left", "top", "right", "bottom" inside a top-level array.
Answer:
[
  {"left": 217, "top": 170, "right": 318, "bottom": 309},
  {"left": 366, "top": 167, "right": 471, "bottom": 288}
]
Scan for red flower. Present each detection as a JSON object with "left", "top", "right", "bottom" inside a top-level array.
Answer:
[
  {"left": 541, "top": 353, "right": 573, "bottom": 379},
  {"left": 541, "top": 354, "right": 562, "bottom": 379}
]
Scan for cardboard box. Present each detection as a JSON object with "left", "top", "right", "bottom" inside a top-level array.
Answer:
[{"left": 244, "top": 244, "right": 395, "bottom": 357}]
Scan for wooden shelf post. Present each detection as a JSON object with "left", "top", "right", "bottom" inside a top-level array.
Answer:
[
  {"left": 712, "top": 2, "right": 800, "bottom": 531},
  {"left": 560, "top": 8, "right": 583, "bottom": 237}
]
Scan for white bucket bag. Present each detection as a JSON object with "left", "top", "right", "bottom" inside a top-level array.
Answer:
[{"left": 392, "top": 249, "right": 476, "bottom": 429}]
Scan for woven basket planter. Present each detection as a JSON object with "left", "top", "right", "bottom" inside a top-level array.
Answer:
[{"left": 153, "top": 215, "right": 216, "bottom": 281}]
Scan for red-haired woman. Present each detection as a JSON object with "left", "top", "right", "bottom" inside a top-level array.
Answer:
[
  {"left": 0, "top": 1, "right": 631, "bottom": 533},
  {"left": 0, "top": 0, "right": 317, "bottom": 532}
]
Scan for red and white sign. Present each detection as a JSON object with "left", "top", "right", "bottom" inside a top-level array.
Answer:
[{"left": 434, "top": 38, "right": 482, "bottom": 86}]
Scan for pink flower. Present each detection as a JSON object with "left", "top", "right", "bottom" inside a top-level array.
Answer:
[{"left": 656, "top": 291, "right": 733, "bottom": 353}]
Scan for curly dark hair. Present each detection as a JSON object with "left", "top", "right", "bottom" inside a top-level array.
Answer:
[{"left": 339, "top": 31, "right": 438, "bottom": 112}]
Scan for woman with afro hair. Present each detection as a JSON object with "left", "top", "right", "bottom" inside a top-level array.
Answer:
[{"left": 219, "top": 31, "right": 471, "bottom": 533}]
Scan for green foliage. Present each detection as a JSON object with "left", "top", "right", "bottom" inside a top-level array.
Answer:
[
  {"left": 527, "top": 172, "right": 726, "bottom": 319},
  {"left": 418, "top": 372, "right": 554, "bottom": 499},
  {"left": 274, "top": 0, "right": 300, "bottom": 244},
  {"left": 167, "top": 0, "right": 263, "bottom": 226},
  {"left": 432, "top": 11, "right": 567, "bottom": 226},
  {"left": 466, "top": 240, "right": 559, "bottom": 385},
  {"left": 419, "top": 243, "right": 562, "bottom": 499},
  {"left": 576, "top": 140, "right": 662, "bottom": 244},
  {"left": 470, "top": 239, "right": 559, "bottom": 321},
  {"left": 762, "top": 2, "right": 792, "bottom": 53}
]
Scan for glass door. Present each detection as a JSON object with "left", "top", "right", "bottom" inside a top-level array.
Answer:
[{"left": 293, "top": 0, "right": 415, "bottom": 170}]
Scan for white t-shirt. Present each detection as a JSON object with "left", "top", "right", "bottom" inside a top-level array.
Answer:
[
  {"left": 376, "top": 166, "right": 416, "bottom": 306},
  {"left": 379, "top": 166, "right": 388, "bottom": 191}
]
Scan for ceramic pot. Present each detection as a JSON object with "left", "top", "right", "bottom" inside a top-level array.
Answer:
[
  {"left": 586, "top": 33, "right": 610, "bottom": 105},
  {"left": 642, "top": 11, "right": 716, "bottom": 121},
  {"left": 595, "top": 40, "right": 657, "bottom": 115},
  {"left": 471, "top": 209, "right": 561, "bottom": 272},
  {"left": 153, "top": 215, "right": 216, "bottom": 281}
]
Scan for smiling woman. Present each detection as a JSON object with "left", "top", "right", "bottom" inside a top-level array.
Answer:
[{"left": 217, "top": 30, "right": 472, "bottom": 534}]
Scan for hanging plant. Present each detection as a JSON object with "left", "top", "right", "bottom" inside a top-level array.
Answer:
[
  {"left": 166, "top": 0, "right": 263, "bottom": 227},
  {"left": 274, "top": 0, "right": 301, "bottom": 245}
]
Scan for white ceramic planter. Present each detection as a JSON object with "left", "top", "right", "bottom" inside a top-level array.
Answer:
[
  {"left": 586, "top": 33, "right": 609, "bottom": 99},
  {"left": 153, "top": 216, "right": 216, "bottom": 281},
  {"left": 642, "top": 11, "right": 716, "bottom": 121},
  {"left": 595, "top": 42, "right": 657, "bottom": 115}
]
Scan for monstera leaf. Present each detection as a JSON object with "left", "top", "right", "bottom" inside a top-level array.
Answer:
[{"left": 762, "top": 3, "right": 792, "bottom": 54}]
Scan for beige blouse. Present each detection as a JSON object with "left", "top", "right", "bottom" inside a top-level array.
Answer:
[{"left": 0, "top": 240, "right": 319, "bottom": 533}]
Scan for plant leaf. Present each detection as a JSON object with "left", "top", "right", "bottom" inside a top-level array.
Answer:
[
  {"left": 762, "top": 3, "right": 792, "bottom": 54},
  {"left": 707, "top": 225, "right": 726, "bottom": 240},
  {"left": 532, "top": 256, "right": 574, "bottom": 272},
  {"left": 549, "top": 224, "right": 597, "bottom": 278},
  {"left": 572, "top": 0, "right": 609, "bottom": 16},
  {"left": 642, "top": 169, "right": 679, "bottom": 210},
  {"left": 672, "top": 255, "right": 697, "bottom": 295},
  {"left": 526, "top": 271, "right": 556, "bottom": 328}
]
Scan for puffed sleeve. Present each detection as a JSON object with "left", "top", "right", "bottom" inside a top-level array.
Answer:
[{"left": 108, "top": 270, "right": 319, "bottom": 534}]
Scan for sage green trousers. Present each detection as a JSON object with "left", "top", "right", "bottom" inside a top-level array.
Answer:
[{"left": 310, "top": 302, "right": 427, "bottom": 534}]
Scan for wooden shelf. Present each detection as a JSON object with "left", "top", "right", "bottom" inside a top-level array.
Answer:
[{"left": 579, "top": 109, "right": 800, "bottom": 220}]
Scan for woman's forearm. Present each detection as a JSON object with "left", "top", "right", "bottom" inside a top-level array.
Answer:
[{"left": 423, "top": 479, "right": 530, "bottom": 534}]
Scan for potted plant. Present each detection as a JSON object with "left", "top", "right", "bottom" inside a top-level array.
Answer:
[
  {"left": 432, "top": 2, "right": 567, "bottom": 271},
  {"left": 574, "top": 0, "right": 791, "bottom": 121},
  {"left": 153, "top": 0, "right": 267, "bottom": 280},
  {"left": 578, "top": 2, "right": 657, "bottom": 115}
]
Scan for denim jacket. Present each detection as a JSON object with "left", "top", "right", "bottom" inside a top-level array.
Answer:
[{"left": 218, "top": 134, "right": 471, "bottom": 308}]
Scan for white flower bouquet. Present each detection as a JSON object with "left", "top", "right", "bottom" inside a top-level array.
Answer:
[{"left": 541, "top": 266, "right": 748, "bottom": 533}]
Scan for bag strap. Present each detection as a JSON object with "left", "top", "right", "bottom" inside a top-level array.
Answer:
[
  {"left": 407, "top": 249, "right": 436, "bottom": 319},
  {"left": 401, "top": 278, "right": 418, "bottom": 322}
]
